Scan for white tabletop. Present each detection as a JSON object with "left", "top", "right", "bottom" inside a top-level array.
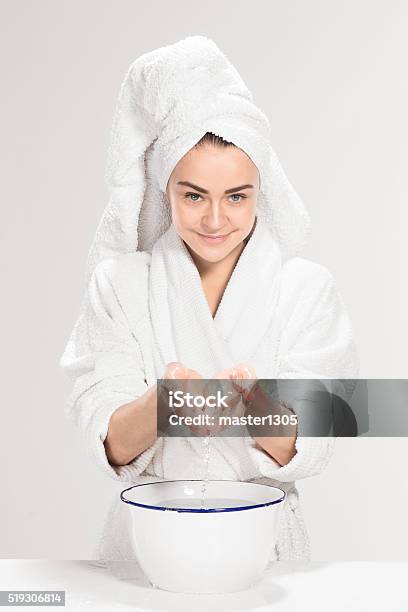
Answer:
[{"left": 0, "top": 559, "right": 406, "bottom": 611}]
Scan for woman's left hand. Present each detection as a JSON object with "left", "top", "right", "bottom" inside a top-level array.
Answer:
[{"left": 204, "top": 363, "right": 258, "bottom": 435}]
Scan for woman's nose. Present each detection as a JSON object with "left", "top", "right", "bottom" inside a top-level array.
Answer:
[{"left": 202, "top": 202, "right": 227, "bottom": 229}]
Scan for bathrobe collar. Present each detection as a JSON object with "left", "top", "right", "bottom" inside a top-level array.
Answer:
[{"left": 149, "top": 215, "right": 282, "bottom": 378}]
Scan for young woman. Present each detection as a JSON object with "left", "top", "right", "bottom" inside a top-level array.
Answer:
[{"left": 60, "top": 36, "right": 359, "bottom": 563}]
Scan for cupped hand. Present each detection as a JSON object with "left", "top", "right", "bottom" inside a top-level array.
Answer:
[
  {"left": 163, "top": 362, "right": 202, "bottom": 380},
  {"left": 205, "top": 363, "right": 258, "bottom": 435},
  {"left": 214, "top": 362, "right": 257, "bottom": 399},
  {"left": 159, "top": 362, "right": 208, "bottom": 436}
]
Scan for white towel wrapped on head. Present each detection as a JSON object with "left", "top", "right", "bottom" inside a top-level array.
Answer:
[{"left": 82, "top": 34, "right": 311, "bottom": 288}]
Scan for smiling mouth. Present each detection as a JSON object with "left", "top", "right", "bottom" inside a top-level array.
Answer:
[
  {"left": 196, "top": 232, "right": 232, "bottom": 247},
  {"left": 197, "top": 232, "right": 231, "bottom": 239}
]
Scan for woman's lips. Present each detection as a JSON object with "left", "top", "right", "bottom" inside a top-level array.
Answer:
[{"left": 197, "top": 232, "right": 231, "bottom": 245}]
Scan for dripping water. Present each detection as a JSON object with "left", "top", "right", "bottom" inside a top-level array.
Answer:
[{"left": 200, "top": 433, "right": 212, "bottom": 509}]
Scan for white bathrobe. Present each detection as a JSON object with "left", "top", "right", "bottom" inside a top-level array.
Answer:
[{"left": 61, "top": 215, "right": 359, "bottom": 563}]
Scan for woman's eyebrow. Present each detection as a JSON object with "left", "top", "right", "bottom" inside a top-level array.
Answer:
[{"left": 177, "top": 181, "right": 254, "bottom": 194}]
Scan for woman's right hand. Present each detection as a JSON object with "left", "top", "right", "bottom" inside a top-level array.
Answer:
[
  {"left": 163, "top": 362, "right": 202, "bottom": 380},
  {"left": 157, "top": 362, "right": 207, "bottom": 436}
]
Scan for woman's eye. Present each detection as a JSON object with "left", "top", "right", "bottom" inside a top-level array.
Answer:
[
  {"left": 229, "top": 194, "right": 246, "bottom": 203},
  {"left": 185, "top": 192, "right": 202, "bottom": 202}
]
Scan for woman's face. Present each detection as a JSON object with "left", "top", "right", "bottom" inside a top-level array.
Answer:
[{"left": 165, "top": 143, "right": 260, "bottom": 263}]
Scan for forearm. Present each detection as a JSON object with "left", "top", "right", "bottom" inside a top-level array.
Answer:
[
  {"left": 104, "top": 385, "right": 157, "bottom": 466},
  {"left": 253, "top": 435, "right": 297, "bottom": 466},
  {"left": 246, "top": 386, "right": 298, "bottom": 466}
]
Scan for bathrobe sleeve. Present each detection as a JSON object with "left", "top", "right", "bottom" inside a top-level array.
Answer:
[
  {"left": 59, "top": 257, "right": 160, "bottom": 482},
  {"left": 247, "top": 261, "right": 359, "bottom": 483}
]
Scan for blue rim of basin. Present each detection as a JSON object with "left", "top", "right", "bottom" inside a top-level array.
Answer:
[{"left": 120, "top": 479, "right": 286, "bottom": 513}]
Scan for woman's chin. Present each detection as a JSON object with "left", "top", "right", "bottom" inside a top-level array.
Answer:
[
  {"left": 182, "top": 231, "right": 247, "bottom": 264},
  {"left": 191, "top": 242, "right": 238, "bottom": 263}
]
